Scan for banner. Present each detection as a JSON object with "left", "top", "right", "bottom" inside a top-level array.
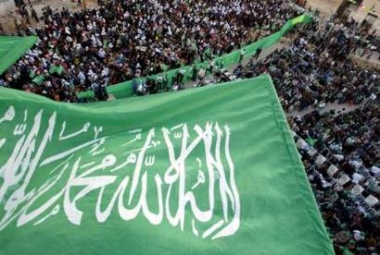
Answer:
[
  {"left": 0, "top": 36, "right": 38, "bottom": 75},
  {"left": 0, "top": 75, "right": 333, "bottom": 255},
  {"left": 78, "top": 14, "right": 313, "bottom": 100}
]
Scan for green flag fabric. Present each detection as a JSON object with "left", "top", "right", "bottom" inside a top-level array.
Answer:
[
  {"left": 32, "top": 74, "right": 45, "bottom": 85},
  {"left": 0, "top": 36, "right": 38, "bottom": 75},
  {"left": 306, "top": 136, "right": 318, "bottom": 146},
  {"left": 0, "top": 75, "right": 333, "bottom": 255},
  {"left": 49, "top": 64, "right": 65, "bottom": 75},
  {"left": 78, "top": 14, "right": 313, "bottom": 101}
]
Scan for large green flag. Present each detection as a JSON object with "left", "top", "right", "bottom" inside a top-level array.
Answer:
[
  {"left": 0, "top": 75, "right": 333, "bottom": 255},
  {"left": 0, "top": 36, "right": 38, "bottom": 75}
]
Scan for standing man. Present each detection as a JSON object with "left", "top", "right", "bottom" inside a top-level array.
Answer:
[{"left": 30, "top": 6, "right": 39, "bottom": 23}]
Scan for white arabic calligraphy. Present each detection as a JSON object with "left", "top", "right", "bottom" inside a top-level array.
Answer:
[{"left": 0, "top": 108, "right": 241, "bottom": 240}]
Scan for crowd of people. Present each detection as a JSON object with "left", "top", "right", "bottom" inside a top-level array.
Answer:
[
  {"left": 290, "top": 105, "right": 379, "bottom": 255},
  {"left": 0, "top": 0, "right": 300, "bottom": 101},
  {"left": 0, "top": 0, "right": 379, "bottom": 253},
  {"left": 235, "top": 17, "right": 380, "bottom": 255},
  {"left": 238, "top": 31, "right": 379, "bottom": 112}
]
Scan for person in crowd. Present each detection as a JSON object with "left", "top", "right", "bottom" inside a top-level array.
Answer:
[
  {"left": 0, "top": 2, "right": 379, "bottom": 253},
  {"left": 1, "top": 0, "right": 300, "bottom": 102}
]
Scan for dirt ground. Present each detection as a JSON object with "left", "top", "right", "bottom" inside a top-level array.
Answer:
[
  {"left": 306, "top": 0, "right": 341, "bottom": 18},
  {"left": 306, "top": 0, "right": 380, "bottom": 30}
]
